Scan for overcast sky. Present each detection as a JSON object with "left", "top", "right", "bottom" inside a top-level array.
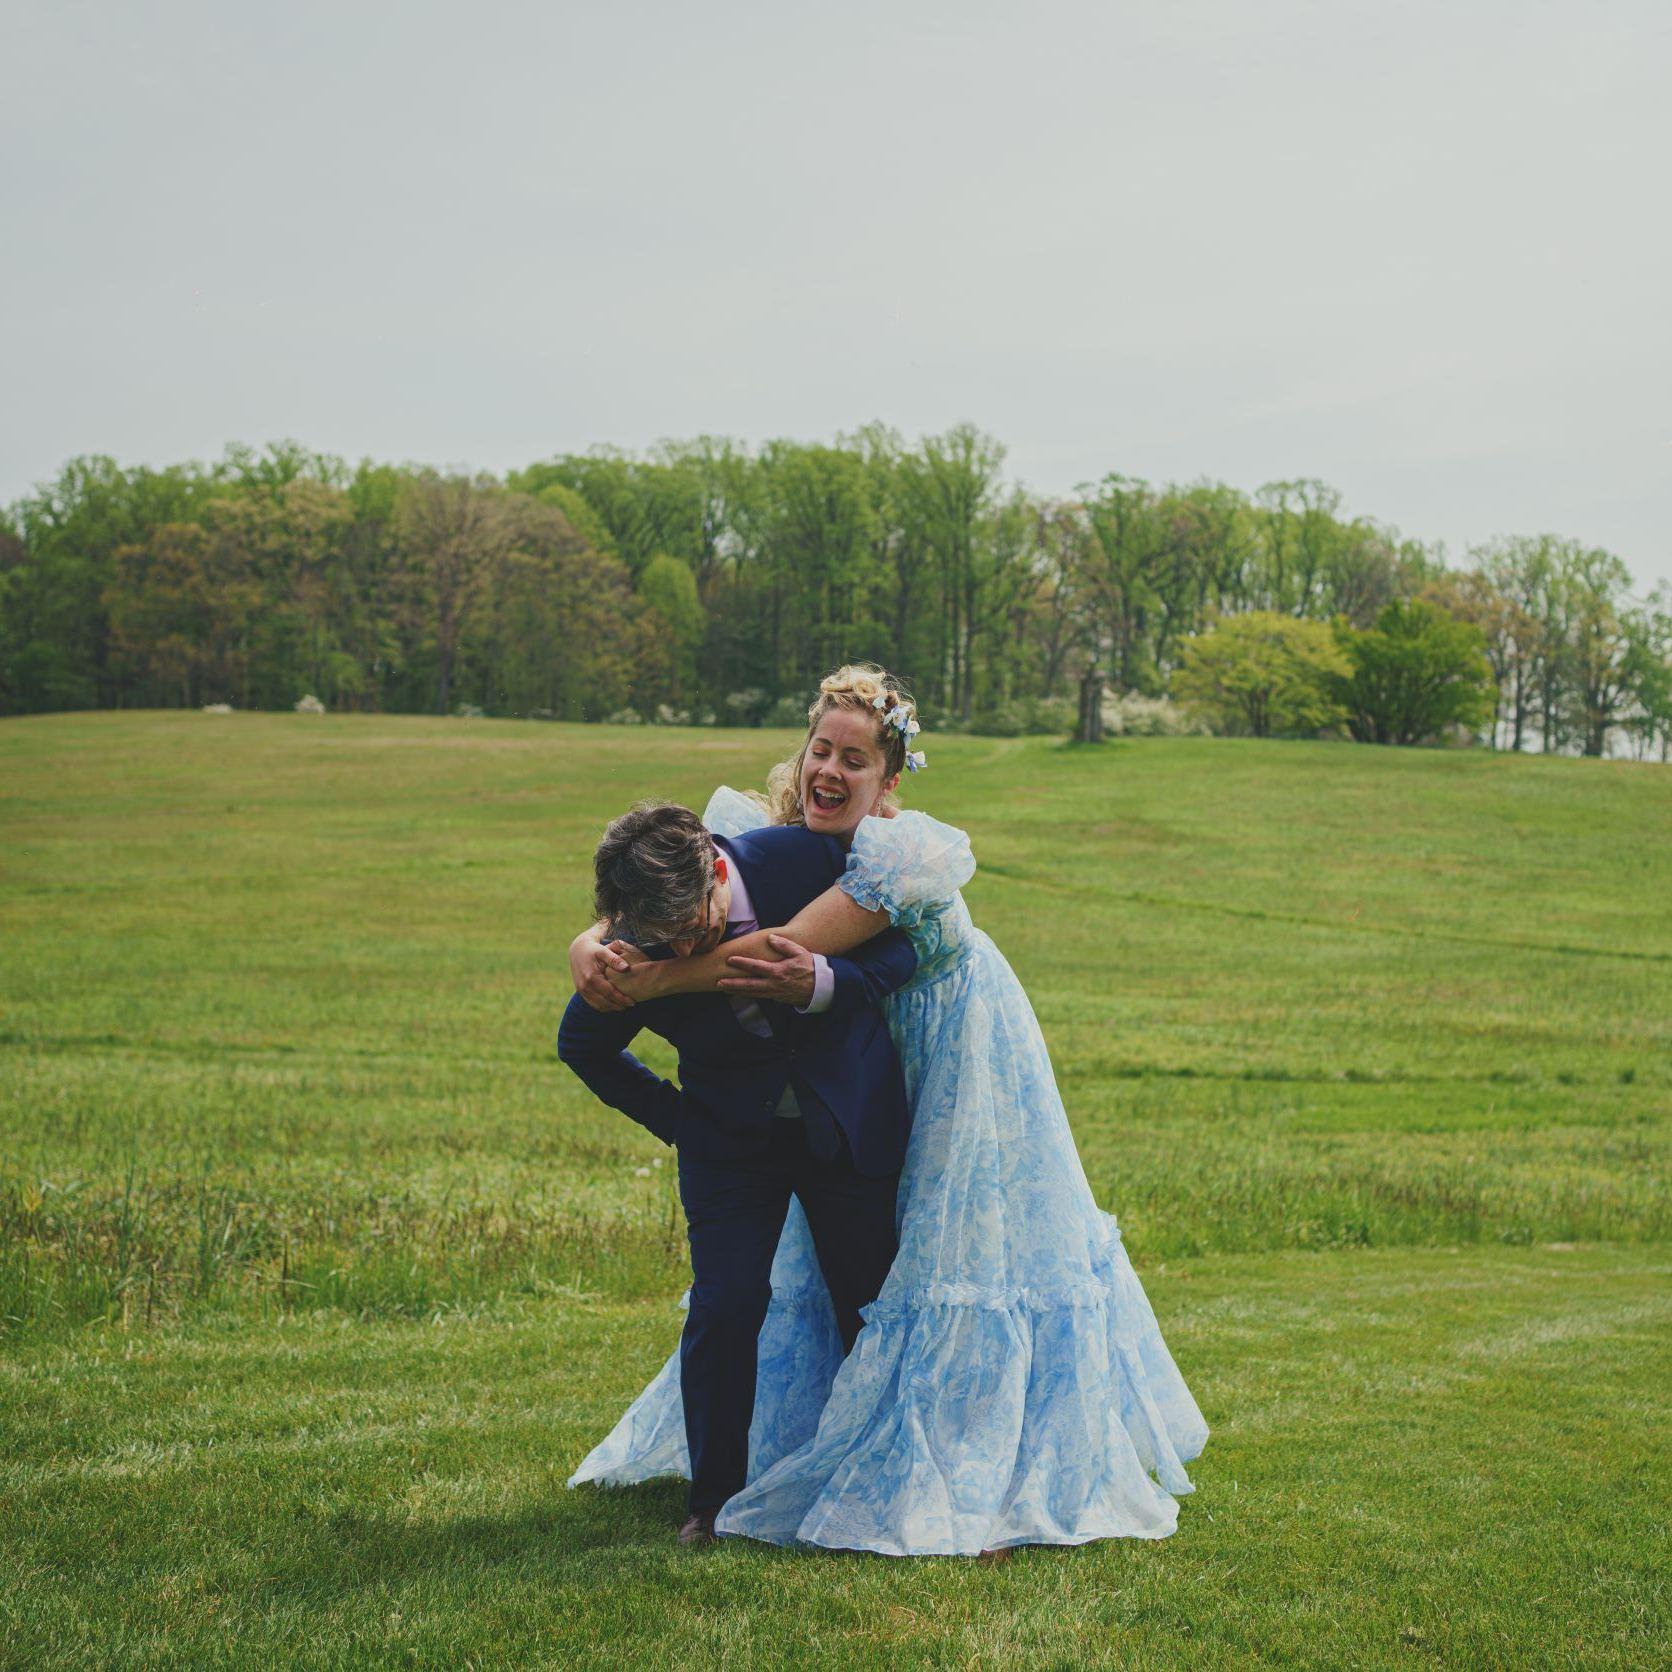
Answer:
[{"left": 5, "top": 0, "right": 1669, "bottom": 589}]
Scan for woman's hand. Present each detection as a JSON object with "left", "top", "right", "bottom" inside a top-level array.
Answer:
[
  {"left": 570, "top": 923, "right": 643, "bottom": 1013},
  {"left": 603, "top": 942, "right": 658, "bottom": 1000}
]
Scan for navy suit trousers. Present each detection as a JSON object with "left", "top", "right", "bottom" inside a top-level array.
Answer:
[{"left": 678, "top": 1120, "right": 899, "bottom": 1514}]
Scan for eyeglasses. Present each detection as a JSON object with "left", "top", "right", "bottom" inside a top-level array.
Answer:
[
  {"left": 648, "top": 883, "right": 716, "bottom": 952},
  {"left": 692, "top": 888, "right": 716, "bottom": 945}
]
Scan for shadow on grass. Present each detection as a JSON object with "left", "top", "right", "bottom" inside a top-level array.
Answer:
[
  {"left": 237, "top": 1475, "right": 1033, "bottom": 1618},
  {"left": 243, "top": 1480, "right": 1080, "bottom": 1619},
  {"left": 245, "top": 1478, "right": 815, "bottom": 1606}
]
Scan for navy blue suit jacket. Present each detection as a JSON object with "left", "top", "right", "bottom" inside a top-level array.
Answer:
[{"left": 557, "top": 823, "right": 918, "bottom": 1179}]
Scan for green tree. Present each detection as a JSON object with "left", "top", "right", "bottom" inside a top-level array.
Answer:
[
  {"left": 1468, "top": 537, "right": 1563, "bottom": 751},
  {"left": 847, "top": 424, "right": 936, "bottom": 691},
  {"left": 7, "top": 456, "right": 220, "bottom": 711},
  {"left": 1254, "top": 479, "right": 1343, "bottom": 616},
  {"left": 1173, "top": 611, "right": 1350, "bottom": 737},
  {"left": 1330, "top": 598, "right": 1495, "bottom": 746},
  {"left": 1620, "top": 588, "right": 1672, "bottom": 762},
  {"left": 1559, "top": 546, "right": 1637, "bottom": 757},
  {"left": 1430, "top": 562, "right": 1534, "bottom": 751},
  {"left": 192, "top": 480, "right": 359, "bottom": 709},
  {"left": 530, "top": 482, "right": 615, "bottom": 559},
  {"left": 469, "top": 494, "right": 637, "bottom": 719},
  {"left": 637, "top": 553, "right": 705, "bottom": 707},
  {"left": 1023, "top": 499, "right": 1094, "bottom": 699},
  {"left": 1074, "top": 475, "right": 1176, "bottom": 695},
  {"left": 102, "top": 520, "right": 262, "bottom": 707},
  {"left": 903, "top": 426, "right": 1006, "bottom": 718},
  {"left": 393, "top": 472, "right": 514, "bottom": 715}
]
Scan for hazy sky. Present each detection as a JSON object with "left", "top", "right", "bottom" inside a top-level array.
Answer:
[{"left": 6, "top": 0, "right": 1669, "bottom": 589}]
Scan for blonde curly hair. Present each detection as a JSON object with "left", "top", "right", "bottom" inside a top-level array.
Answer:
[{"left": 765, "top": 663, "right": 919, "bottom": 825}]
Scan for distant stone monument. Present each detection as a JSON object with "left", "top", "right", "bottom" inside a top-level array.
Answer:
[{"left": 1077, "top": 669, "right": 1106, "bottom": 743}]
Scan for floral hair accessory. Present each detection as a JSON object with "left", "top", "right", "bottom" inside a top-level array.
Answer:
[{"left": 871, "top": 691, "right": 926, "bottom": 769}]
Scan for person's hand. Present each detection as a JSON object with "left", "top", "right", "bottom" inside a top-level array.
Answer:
[
  {"left": 570, "top": 930, "right": 642, "bottom": 1012},
  {"left": 718, "top": 934, "right": 816, "bottom": 1008},
  {"left": 604, "top": 943, "right": 658, "bottom": 998}
]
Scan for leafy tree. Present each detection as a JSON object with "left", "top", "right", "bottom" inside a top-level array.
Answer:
[
  {"left": 903, "top": 426, "right": 1006, "bottom": 718},
  {"left": 636, "top": 553, "right": 705, "bottom": 706},
  {"left": 1620, "top": 588, "right": 1672, "bottom": 762},
  {"left": 1255, "top": 479, "right": 1343, "bottom": 616},
  {"left": 847, "top": 424, "right": 936, "bottom": 691},
  {"left": 1330, "top": 599, "right": 1495, "bottom": 746},
  {"left": 1075, "top": 475, "right": 1176, "bottom": 695},
  {"left": 1148, "top": 484, "right": 1250, "bottom": 672},
  {"left": 103, "top": 519, "right": 262, "bottom": 707},
  {"left": 1429, "top": 564, "right": 1530, "bottom": 751},
  {"left": 393, "top": 472, "right": 514, "bottom": 714},
  {"left": 7, "top": 456, "right": 220, "bottom": 711},
  {"left": 1173, "top": 611, "right": 1350, "bottom": 737},
  {"left": 1559, "top": 546, "right": 1637, "bottom": 756},
  {"left": 1023, "top": 499, "right": 1093, "bottom": 699},
  {"left": 529, "top": 482, "right": 615, "bottom": 559},
  {"left": 470, "top": 495, "right": 637, "bottom": 719}
]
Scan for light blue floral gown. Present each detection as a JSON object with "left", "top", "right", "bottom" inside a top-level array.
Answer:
[{"left": 569, "top": 788, "right": 1209, "bottom": 1554}]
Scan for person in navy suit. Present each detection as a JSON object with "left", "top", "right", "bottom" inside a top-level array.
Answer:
[{"left": 557, "top": 801, "right": 918, "bottom": 1544}]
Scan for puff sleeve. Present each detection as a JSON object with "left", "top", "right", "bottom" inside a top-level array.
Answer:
[{"left": 838, "top": 811, "right": 976, "bottom": 925}]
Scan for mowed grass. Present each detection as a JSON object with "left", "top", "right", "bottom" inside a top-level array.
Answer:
[{"left": 1, "top": 711, "right": 1669, "bottom": 1668}]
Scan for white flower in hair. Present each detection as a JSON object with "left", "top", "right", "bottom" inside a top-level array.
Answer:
[
  {"left": 905, "top": 718, "right": 921, "bottom": 740},
  {"left": 905, "top": 749, "right": 927, "bottom": 773},
  {"left": 871, "top": 693, "right": 889, "bottom": 710}
]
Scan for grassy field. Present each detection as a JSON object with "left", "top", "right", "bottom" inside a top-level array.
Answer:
[{"left": 2, "top": 712, "right": 1668, "bottom": 1668}]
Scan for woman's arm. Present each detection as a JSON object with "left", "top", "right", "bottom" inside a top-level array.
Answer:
[
  {"left": 569, "top": 921, "right": 646, "bottom": 1012},
  {"left": 613, "top": 884, "right": 890, "bottom": 1000}
]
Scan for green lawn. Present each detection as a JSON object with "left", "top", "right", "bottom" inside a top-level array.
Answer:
[{"left": 2, "top": 712, "right": 1668, "bottom": 1668}]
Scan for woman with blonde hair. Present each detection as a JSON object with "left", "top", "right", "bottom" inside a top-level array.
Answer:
[{"left": 566, "top": 663, "right": 1207, "bottom": 1555}]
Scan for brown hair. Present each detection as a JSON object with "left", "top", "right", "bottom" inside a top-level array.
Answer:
[
  {"left": 765, "top": 663, "right": 918, "bottom": 825},
  {"left": 592, "top": 801, "right": 715, "bottom": 944}
]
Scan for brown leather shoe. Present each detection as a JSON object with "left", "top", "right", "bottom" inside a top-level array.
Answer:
[{"left": 678, "top": 1511, "right": 720, "bottom": 1548}]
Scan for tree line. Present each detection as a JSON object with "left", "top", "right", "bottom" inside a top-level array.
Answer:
[{"left": 2, "top": 428, "right": 1667, "bottom": 758}]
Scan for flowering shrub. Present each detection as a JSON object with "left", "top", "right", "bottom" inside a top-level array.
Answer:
[
  {"left": 1103, "top": 691, "right": 1212, "bottom": 737},
  {"left": 603, "top": 707, "right": 644, "bottom": 725},
  {"left": 294, "top": 694, "right": 326, "bottom": 714},
  {"left": 767, "top": 694, "right": 811, "bottom": 728},
  {"left": 724, "top": 689, "right": 769, "bottom": 726},
  {"left": 201, "top": 702, "right": 234, "bottom": 714}
]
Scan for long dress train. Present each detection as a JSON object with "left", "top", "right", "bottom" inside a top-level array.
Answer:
[{"left": 569, "top": 788, "right": 1208, "bottom": 1554}]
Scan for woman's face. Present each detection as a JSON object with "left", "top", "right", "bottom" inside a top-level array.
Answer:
[{"left": 799, "top": 707, "right": 899, "bottom": 840}]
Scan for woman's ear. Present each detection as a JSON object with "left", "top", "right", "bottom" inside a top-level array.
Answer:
[{"left": 878, "top": 772, "right": 901, "bottom": 803}]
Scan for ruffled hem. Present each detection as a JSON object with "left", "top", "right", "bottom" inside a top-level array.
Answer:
[
  {"left": 713, "top": 1238, "right": 1207, "bottom": 1556},
  {"left": 572, "top": 1227, "right": 1208, "bottom": 1560}
]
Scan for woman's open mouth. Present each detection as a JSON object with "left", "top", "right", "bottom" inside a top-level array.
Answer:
[{"left": 809, "top": 785, "right": 847, "bottom": 813}]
